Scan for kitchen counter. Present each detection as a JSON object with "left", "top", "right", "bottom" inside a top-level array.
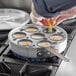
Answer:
[{"left": 55, "top": 34, "right": 76, "bottom": 76}]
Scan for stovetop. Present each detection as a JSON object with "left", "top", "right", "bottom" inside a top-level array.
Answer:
[{"left": 0, "top": 19, "right": 76, "bottom": 76}]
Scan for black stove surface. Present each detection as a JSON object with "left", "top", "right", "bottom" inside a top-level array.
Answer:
[
  {"left": 0, "top": 19, "right": 76, "bottom": 76},
  {"left": 0, "top": 30, "right": 9, "bottom": 47}
]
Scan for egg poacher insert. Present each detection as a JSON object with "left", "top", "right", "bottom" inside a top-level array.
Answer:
[{"left": 8, "top": 24, "right": 68, "bottom": 58}]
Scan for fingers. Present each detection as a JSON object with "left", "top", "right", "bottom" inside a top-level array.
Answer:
[
  {"left": 31, "top": 3, "right": 76, "bottom": 26},
  {"left": 53, "top": 6, "right": 76, "bottom": 25},
  {"left": 56, "top": 16, "right": 67, "bottom": 25},
  {"left": 53, "top": 15, "right": 70, "bottom": 25},
  {"left": 36, "top": 21, "right": 44, "bottom": 26}
]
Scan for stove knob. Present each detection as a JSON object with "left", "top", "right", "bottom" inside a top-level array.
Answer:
[
  {"left": 47, "top": 52, "right": 51, "bottom": 55},
  {"left": 37, "top": 52, "right": 42, "bottom": 57}
]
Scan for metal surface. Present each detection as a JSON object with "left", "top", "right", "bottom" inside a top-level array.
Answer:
[
  {"left": 0, "top": 8, "right": 30, "bottom": 30},
  {"left": 46, "top": 47, "right": 69, "bottom": 62},
  {"left": 55, "top": 33, "right": 76, "bottom": 76},
  {"left": 8, "top": 24, "right": 68, "bottom": 57}
]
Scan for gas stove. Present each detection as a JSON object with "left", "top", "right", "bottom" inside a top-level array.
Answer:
[{"left": 0, "top": 19, "right": 76, "bottom": 76}]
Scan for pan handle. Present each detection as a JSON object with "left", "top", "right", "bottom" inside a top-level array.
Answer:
[{"left": 46, "top": 47, "right": 69, "bottom": 62}]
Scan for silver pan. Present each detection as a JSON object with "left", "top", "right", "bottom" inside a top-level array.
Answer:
[
  {"left": 0, "top": 8, "right": 30, "bottom": 30},
  {"left": 8, "top": 24, "right": 68, "bottom": 58}
]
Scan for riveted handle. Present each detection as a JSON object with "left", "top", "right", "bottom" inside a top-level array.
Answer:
[{"left": 46, "top": 47, "right": 69, "bottom": 62}]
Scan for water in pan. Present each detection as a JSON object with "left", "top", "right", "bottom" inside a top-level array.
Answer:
[
  {"left": 18, "top": 39, "right": 32, "bottom": 47},
  {"left": 31, "top": 33, "right": 45, "bottom": 40},
  {"left": 38, "top": 41, "right": 51, "bottom": 48},
  {"left": 43, "top": 28, "right": 56, "bottom": 34},
  {"left": 13, "top": 32, "right": 26, "bottom": 39},
  {"left": 50, "top": 35, "right": 64, "bottom": 41},
  {"left": 26, "top": 27, "right": 38, "bottom": 32}
]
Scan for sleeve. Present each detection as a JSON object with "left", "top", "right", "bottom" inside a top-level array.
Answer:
[{"left": 32, "top": 0, "right": 76, "bottom": 18}]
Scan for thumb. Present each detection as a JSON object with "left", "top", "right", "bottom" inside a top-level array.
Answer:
[
  {"left": 55, "top": 15, "right": 68, "bottom": 25},
  {"left": 36, "top": 21, "right": 44, "bottom": 26}
]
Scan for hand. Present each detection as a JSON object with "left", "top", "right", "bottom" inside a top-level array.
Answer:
[
  {"left": 52, "top": 6, "right": 76, "bottom": 25},
  {"left": 31, "top": 2, "right": 76, "bottom": 26},
  {"left": 31, "top": 2, "right": 49, "bottom": 26}
]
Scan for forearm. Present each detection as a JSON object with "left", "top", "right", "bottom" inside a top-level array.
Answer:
[
  {"left": 31, "top": 3, "right": 40, "bottom": 18},
  {"left": 31, "top": 3, "right": 41, "bottom": 23},
  {"left": 60, "top": 6, "right": 76, "bottom": 18},
  {"left": 31, "top": 2, "right": 45, "bottom": 24}
]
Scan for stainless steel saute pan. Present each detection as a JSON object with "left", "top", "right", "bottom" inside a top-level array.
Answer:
[{"left": 8, "top": 24, "right": 68, "bottom": 59}]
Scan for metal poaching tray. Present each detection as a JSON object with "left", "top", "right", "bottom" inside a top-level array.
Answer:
[
  {"left": 9, "top": 24, "right": 67, "bottom": 49},
  {"left": 8, "top": 24, "right": 68, "bottom": 58}
]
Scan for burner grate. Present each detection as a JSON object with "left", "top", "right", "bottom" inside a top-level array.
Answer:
[
  {"left": 6, "top": 62, "right": 23, "bottom": 76},
  {"left": 0, "top": 62, "right": 11, "bottom": 76}
]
